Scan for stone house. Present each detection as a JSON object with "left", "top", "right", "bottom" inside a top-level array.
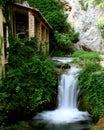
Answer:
[
  {"left": 9, "top": 2, "right": 52, "bottom": 52},
  {"left": 0, "top": 2, "right": 52, "bottom": 75}
]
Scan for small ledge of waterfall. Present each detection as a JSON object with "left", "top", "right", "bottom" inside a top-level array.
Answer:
[{"left": 34, "top": 57, "right": 90, "bottom": 124}]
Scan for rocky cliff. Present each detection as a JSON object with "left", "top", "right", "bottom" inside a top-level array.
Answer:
[{"left": 61, "top": 0, "right": 104, "bottom": 52}]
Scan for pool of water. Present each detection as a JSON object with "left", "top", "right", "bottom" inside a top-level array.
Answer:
[{"left": 28, "top": 120, "right": 94, "bottom": 130}]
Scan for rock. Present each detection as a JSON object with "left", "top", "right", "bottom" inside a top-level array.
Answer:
[
  {"left": 81, "top": 45, "right": 92, "bottom": 52},
  {"left": 95, "top": 117, "right": 104, "bottom": 129},
  {"left": 61, "top": 0, "right": 104, "bottom": 52},
  {"left": 99, "top": 55, "right": 104, "bottom": 61},
  {"left": 99, "top": 55, "right": 104, "bottom": 67},
  {"left": 62, "top": 63, "right": 70, "bottom": 69}
]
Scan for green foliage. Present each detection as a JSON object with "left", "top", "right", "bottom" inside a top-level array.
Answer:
[
  {"left": 72, "top": 50, "right": 102, "bottom": 62},
  {"left": 28, "top": 0, "right": 66, "bottom": 32},
  {"left": 0, "top": 0, "right": 20, "bottom": 22},
  {"left": 1, "top": 0, "right": 79, "bottom": 55},
  {"left": 0, "top": 38, "right": 58, "bottom": 125},
  {"left": 72, "top": 51, "right": 104, "bottom": 119},
  {"left": 79, "top": 0, "right": 88, "bottom": 11},
  {"left": 51, "top": 30, "right": 79, "bottom": 55},
  {"left": 86, "top": 0, "right": 104, "bottom": 8},
  {"left": 78, "top": 62, "right": 104, "bottom": 119},
  {"left": 0, "top": 80, "right": 8, "bottom": 125},
  {"left": 86, "top": 0, "right": 102, "bottom": 5},
  {"left": 4, "top": 121, "right": 29, "bottom": 130},
  {"left": 98, "top": 17, "right": 104, "bottom": 38},
  {"left": 28, "top": 0, "right": 78, "bottom": 54},
  {"left": 0, "top": 0, "right": 20, "bottom": 6},
  {"left": 8, "top": 37, "right": 38, "bottom": 68}
]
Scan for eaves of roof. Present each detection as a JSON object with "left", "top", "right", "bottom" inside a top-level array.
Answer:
[{"left": 11, "top": 3, "right": 52, "bottom": 29}]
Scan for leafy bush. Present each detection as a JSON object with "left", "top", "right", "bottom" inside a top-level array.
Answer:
[
  {"left": 54, "top": 31, "right": 73, "bottom": 52},
  {"left": 0, "top": 38, "right": 58, "bottom": 125},
  {"left": 78, "top": 62, "right": 104, "bottom": 119},
  {"left": 4, "top": 121, "right": 30, "bottom": 130},
  {"left": 0, "top": 92, "right": 8, "bottom": 124},
  {"left": 98, "top": 17, "right": 104, "bottom": 38},
  {"left": 51, "top": 30, "right": 79, "bottom": 55},
  {"left": 28, "top": 0, "right": 66, "bottom": 32},
  {"left": 72, "top": 50, "right": 102, "bottom": 62},
  {"left": 28, "top": 0, "right": 79, "bottom": 54}
]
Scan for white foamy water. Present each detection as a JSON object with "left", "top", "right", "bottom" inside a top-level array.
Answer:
[
  {"left": 34, "top": 58, "right": 90, "bottom": 124},
  {"left": 52, "top": 57, "right": 73, "bottom": 63}
]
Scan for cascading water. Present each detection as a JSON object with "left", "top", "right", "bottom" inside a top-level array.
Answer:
[
  {"left": 58, "top": 67, "right": 79, "bottom": 109},
  {"left": 34, "top": 58, "right": 90, "bottom": 124}
]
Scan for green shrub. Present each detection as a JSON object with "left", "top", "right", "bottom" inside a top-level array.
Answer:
[
  {"left": 4, "top": 121, "right": 29, "bottom": 130},
  {"left": 78, "top": 62, "right": 104, "bottom": 119},
  {"left": 97, "top": 17, "right": 104, "bottom": 38},
  {"left": 28, "top": 0, "right": 79, "bottom": 54},
  {"left": 0, "top": 38, "right": 58, "bottom": 125},
  {"left": 72, "top": 50, "right": 103, "bottom": 62},
  {"left": 28, "top": 0, "right": 66, "bottom": 32}
]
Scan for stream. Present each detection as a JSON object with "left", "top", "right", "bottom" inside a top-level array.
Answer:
[{"left": 4, "top": 57, "right": 94, "bottom": 130}]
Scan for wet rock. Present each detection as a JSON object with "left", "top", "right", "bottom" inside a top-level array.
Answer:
[{"left": 62, "top": 63, "right": 70, "bottom": 69}]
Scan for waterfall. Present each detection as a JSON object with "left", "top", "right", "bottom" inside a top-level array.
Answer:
[
  {"left": 58, "top": 66, "right": 79, "bottom": 109},
  {"left": 34, "top": 58, "right": 90, "bottom": 124}
]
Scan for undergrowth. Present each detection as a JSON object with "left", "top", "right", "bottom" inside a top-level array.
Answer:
[
  {"left": 72, "top": 50, "right": 103, "bottom": 62},
  {"left": 71, "top": 50, "right": 104, "bottom": 120}
]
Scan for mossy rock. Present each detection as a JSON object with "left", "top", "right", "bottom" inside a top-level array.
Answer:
[
  {"left": 95, "top": 116, "right": 104, "bottom": 129},
  {"left": 78, "top": 93, "right": 93, "bottom": 115}
]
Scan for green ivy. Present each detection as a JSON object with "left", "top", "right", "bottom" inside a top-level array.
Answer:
[
  {"left": 53, "top": 31, "right": 79, "bottom": 54},
  {"left": 28, "top": 0, "right": 79, "bottom": 54}
]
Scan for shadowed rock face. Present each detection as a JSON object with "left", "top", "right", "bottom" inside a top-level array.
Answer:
[{"left": 61, "top": 0, "right": 104, "bottom": 52}]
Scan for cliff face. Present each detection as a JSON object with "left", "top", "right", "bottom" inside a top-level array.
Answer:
[{"left": 62, "top": 0, "right": 104, "bottom": 52}]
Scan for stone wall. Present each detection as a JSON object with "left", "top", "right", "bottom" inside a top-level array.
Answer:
[
  {"left": 28, "top": 11, "right": 35, "bottom": 38},
  {"left": 0, "top": 7, "right": 5, "bottom": 76}
]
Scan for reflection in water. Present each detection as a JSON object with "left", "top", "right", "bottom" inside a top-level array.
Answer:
[{"left": 32, "top": 121, "right": 92, "bottom": 130}]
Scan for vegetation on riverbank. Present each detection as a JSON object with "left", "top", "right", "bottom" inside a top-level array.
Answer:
[
  {"left": 0, "top": 0, "right": 78, "bottom": 127},
  {"left": 71, "top": 51, "right": 104, "bottom": 121},
  {"left": 0, "top": 38, "right": 59, "bottom": 126}
]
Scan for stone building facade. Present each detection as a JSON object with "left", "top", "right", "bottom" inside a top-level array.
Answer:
[
  {"left": 10, "top": 3, "right": 51, "bottom": 53},
  {"left": 0, "top": 3, "right": 51, "bottom": 76}
]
